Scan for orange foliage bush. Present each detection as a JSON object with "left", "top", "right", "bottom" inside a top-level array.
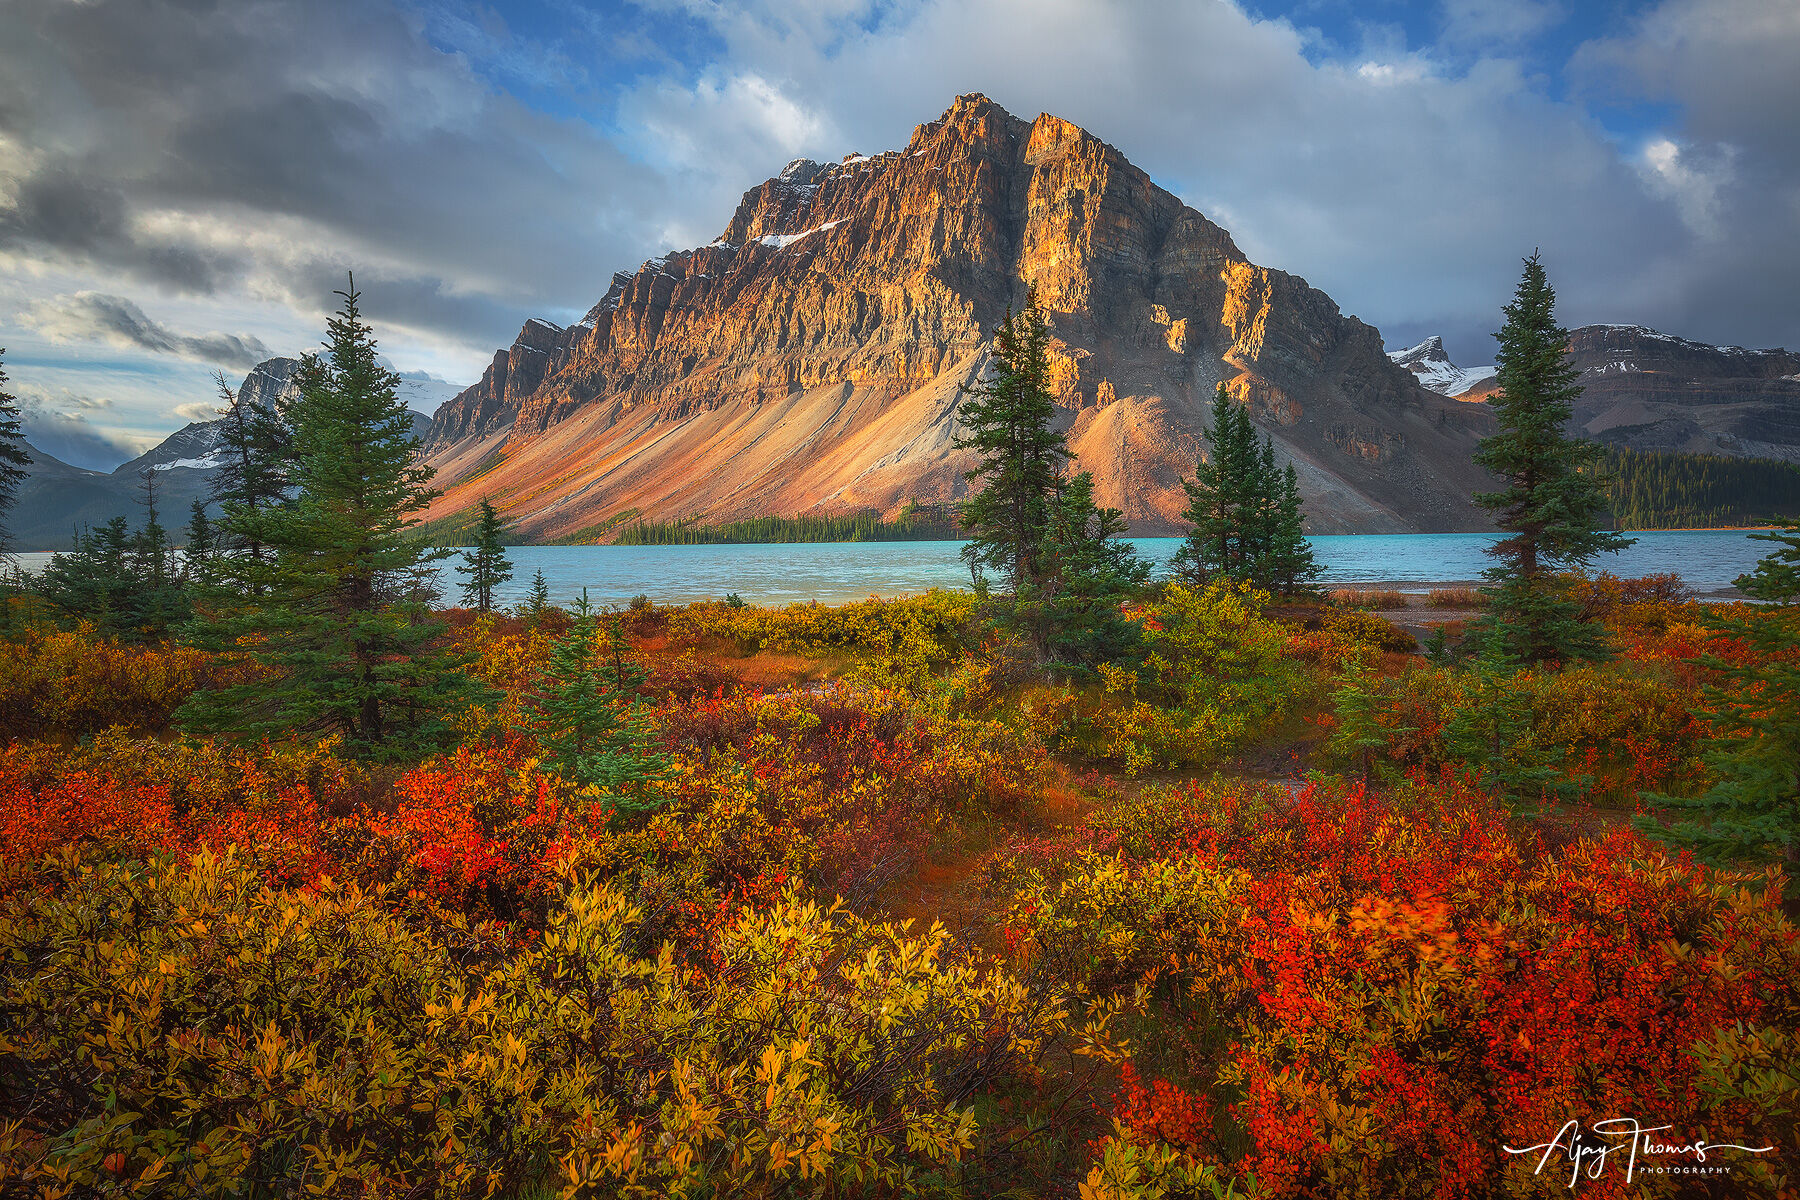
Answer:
[{"left": 0, "top": 627, "right": 209, "bottom": 738}]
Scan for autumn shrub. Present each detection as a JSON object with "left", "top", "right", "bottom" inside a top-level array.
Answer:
[
  {"left": 0, "top": 732, "right": 377, "bottom": 894},
  {"left": 630, "top": 684, "right": 1044, "bottom": 910},
  {"left": 0, "top": 849, "right": 1101, "bottom": 1199},
  {"left": 1005, "top": 776, "right": 1800, "bottom": 1199},
  {"left": 1071, "top": 582, "right": 1298, "bottom": 773},
  {"left": 1426, "top": 586, "right": 1480, "bottom": 608},
  {"left": 1326, "top": 588, "right": 1408, "bottom": 610},
  {"left": 667, "top": 591, "right": 980, "bottom": 689},
  {"left": 0, "top": 626, "right": 209, "bottom": 739},
  {"left": 344, "top": 739, "right": 604, "bottom": 922},
  {"left": 1321, "top": 607, "right": 1416, "bottom": 655},
  {"left": 1322, "top": 649, "right": 1712, "bottom": 804}
]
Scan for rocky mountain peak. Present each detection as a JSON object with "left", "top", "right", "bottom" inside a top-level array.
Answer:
[
  {"left": 1388, "top": 336, "right": 1494, "bottom": 399},
  {"left": 1391, "top": 336, "right": 1448, "bottom": 367},
  {"left": 421, "top": 94, "right": 1496, "bottom": 538}
]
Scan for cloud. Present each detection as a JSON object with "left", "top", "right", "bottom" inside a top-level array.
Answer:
[
  {"left": 13, "top": 384, "right": 150, "bottom": 471},
  {"left": 19, "top": 292, "right": 270, "bottom": 368},
  {"left": 1638, "top": 137, "right": 1736, "bottom": 239},
  {"left": 171, "top": 401, "right": 220, "bottom": 421},
  {"left": 0, "top": 0, "right": 1797, "bottom": 421},
  {"left": 1439, "top": 0, "right": 1565, "bottom": 48},
  {"left": 608, "top": 0, "right": 1800, "bottom": 358},
  {"left": 0, "top": 0, "right": 676, "bottom": 352}
]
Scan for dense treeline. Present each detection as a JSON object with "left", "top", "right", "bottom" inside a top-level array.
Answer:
[
  {"left": 614, "top": 503, "right": 962, "bottom": 544},
  {"left": 1604, "top": 446, "right": 1800, "bottom": 529}
]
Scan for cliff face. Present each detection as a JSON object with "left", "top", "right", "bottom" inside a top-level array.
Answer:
[
  {"left": 424, "top": 93, "right": 1494, "bottom": 537},
  {"left": 1560, "top": 327, "right": 1800, "bottom": 463}
]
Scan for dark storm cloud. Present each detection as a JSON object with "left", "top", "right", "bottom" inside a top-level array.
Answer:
[
  {"left": 20, "top": 292, "right": 269, "bottom": 369},
  {"left": 0, "top": 170, "right": 238, "bottom": 293},
  {"left": 0, "top": 0, "right": 1795, "bottom": 380},
  {"left": 0, "top": 0, "right": 675, "bottom": 349}
]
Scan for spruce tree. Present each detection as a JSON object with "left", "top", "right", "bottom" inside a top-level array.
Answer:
[
  {"left": 1268, "top": 463, "right": 1321, "bottom": 596},
  {"left": 956, "top": 294, "right": 1069, "bottom": 597},
  {"left": 531, "top": 590, "right": 670, "bottom": 814},
  {"left": 1470, "top": 253, "right": 1631, "bottom": 663},
  {"left": 1738, "top": 520, "right": 1800, "bottom": 603},
  {"left": 457, "top": 497, "right": 513, "bottom": 613},
  {"left": 1326, "top": 657, "right": 1409, "bottom": 784},
  {"left": 38, "top": 517, "right": 136, "bottom": 637},
  {"left": 1171, "top": 385, "right": 1242, "bottom": 584},
  {"left": 0, "top": 349, "right": 28, "bottom": 561},
  {"left": 131, "top": 469, "right": 188, "bottom": 633},
  {"left": 181, "top": 280, "right": 479, "bottom": 755},
  {"left": 1441, "top": 635, "right": 1582, "bottom": 811},
  {"left": 1030, "top": 472, "right": 1151, "bottom": 669},
  {"left": 523, "top": 569, "right": 552, "bottom": 624},
  {"left": 1173, "top": 385, "right": 1316, "bottom": 594},
  {"left": 184, "top": 500, "right": 216, "bottom": 585},
  {"left": 209, "top": 368, "right": 292, "bottom": 580},
  {"left": 1640, "top": 526, "right": 1800, "bottom": 862}
]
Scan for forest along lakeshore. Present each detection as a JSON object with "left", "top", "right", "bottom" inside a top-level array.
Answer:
[{"left": 0, "top": 262, "right": 1797, "bottom": 1199}]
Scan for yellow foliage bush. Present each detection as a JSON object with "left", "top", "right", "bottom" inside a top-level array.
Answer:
[
  {"left": 0, "top": 627, "right": 208, "bottom": 739},
  {"left": 668, "top": 591, "right": 978, "bottom": 689},
  {"left": 0, "top": 849, "right": 1096, "bottom": 1198}
]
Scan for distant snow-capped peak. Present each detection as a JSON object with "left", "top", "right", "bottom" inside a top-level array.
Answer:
[{"left": 1389, "top": 336, "right": 1495, "bottom": 397}]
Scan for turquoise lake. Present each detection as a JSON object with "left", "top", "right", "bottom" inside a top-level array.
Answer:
[
  {"left": 463, "top": 530, "right": 1773, "bottom": 608},
  {"left": 9, "top": 529, "right": 1776, "bottom": 609}
]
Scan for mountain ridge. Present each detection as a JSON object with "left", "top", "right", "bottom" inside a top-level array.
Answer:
[
  {"left": 421, "top": 93, "right": 1496, "bottom": 538},
  {"left": 1402, "top": 325, "right": 1800, "bottom": 463},
  {"left": 9, "top": 358, "right": 433, "bottom": 552}
]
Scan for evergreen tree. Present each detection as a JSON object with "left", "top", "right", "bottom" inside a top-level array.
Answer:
[
  {"left": 184, "top": 500, "right": 216, "bottom": 585},
  {"left": 0, "top": 349, "right": 28, "bottom": 561},
  {"left": 1326, "top": 656, "right": 1409, "bottom": 784},
  {"left": 1267, "top": 463, "right": 1321, "bottom": 595},
  {"left": 1737, "top": 520, "right": 1800, "bottom": 604},
  {"left": 956, "top": 294, "right": 1069, "bottom": 597},
  {"left": 1470, "top": 253, "right": 1631, "bottom": 663},
  {"left": 531, "top": 590, "right": 670, "bottom": 814},
  {"left": 1173, "top": 385, "right": 1317, "bottom": 594},
  {"left": 1640, "top": 525, "right": 1800, "bottom": 862},
  {"left": 37, "top": 516, "right": 136, "bottom": 637},
  {"left": 131, "top": 470, "right": 188, "bottom": 633},
  {"left": 523, "top": 569, "right": 552, "bottom": 624},
  {"left": 456, "top": 497, "right": 513, "bottom": 613},
  {"left": 1029, "top": 472, "right": 1151, "bottom": 669},
  {"left": 181, "top": 280, "right": 479, "bottom": 755},
  {"left": 1171, "top": 385, "right": 1243, "bottom": 584},
  {"left": 1246, "top": 437, "right": 1280, "bottom": 582},
  {"left": 209, "top": 368, "right": 292, "bottom": 579},
  {"left": 1442, "top": 634, "right": 1584, "bottom": 810}
]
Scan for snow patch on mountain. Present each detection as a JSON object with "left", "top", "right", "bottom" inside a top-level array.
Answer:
[
  {"left": 756, "top": 220, "right": 846, "bottom": 249},
  {"left": 1388, "top": 336, "right": 1495, "bottom": 397}
]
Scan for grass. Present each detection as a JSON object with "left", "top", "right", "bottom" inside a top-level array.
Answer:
[
  {"left": 1327, "top": 588, "right": 1410, "bottom": 610},
  {"left": 1427, "top": 586, "right": 1482, "bottom": 608}
]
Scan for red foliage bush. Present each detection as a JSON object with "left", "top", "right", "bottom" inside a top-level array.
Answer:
[{"left": 1039, "top": 776, "right": 1799, "bottom": 1198}]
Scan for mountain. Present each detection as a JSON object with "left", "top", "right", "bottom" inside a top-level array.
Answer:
[
  {"left": 1400, "top": 325, "right": 1800, "bottom": 464},
  {"left": 1387, "top": 336, "right": 1494, "bottom": 399},
  {"left": 1562, "top": 326, "right": 1800, "bottom": 463},
  {"left": 422, "top": 93, "right": 1495, "bottom": 537},
  {"left": 9, "top": 358, "right": 435, "bottom": 551}
]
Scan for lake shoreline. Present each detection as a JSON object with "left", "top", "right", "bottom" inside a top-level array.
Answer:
[{"left": 6, "top": 529, "right": 1769, "bottom": 608}]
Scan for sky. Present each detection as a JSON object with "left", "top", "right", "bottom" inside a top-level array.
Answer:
[{"left": 1, "top": 0, "right": 1795, "bottom": 470}]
